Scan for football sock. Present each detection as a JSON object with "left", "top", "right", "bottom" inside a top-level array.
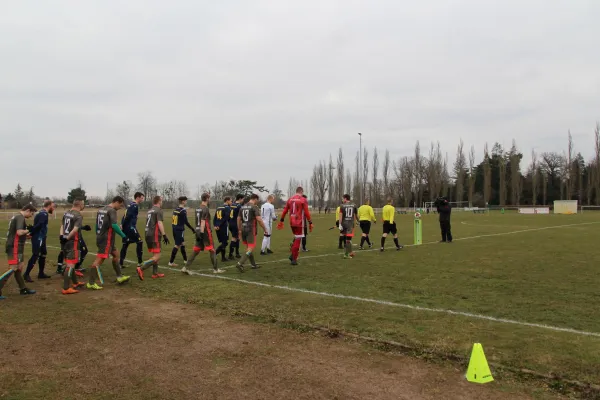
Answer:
[
  {"left": 394, "top": 238, "right": 400, "bottom": 248},
  {"left": 119, "top": 243, "right": 129, "bottom": 266},
  {"left": 112, "top": 259, "right": 123, "bottom": 277},
  {"left": 169, "top": 247, "right": 178, "bottom": 263},
  {"left": 180, "top": 246, "right": 188, "bottom": 262},
  {"left": 14, "top": 270, "right": 26, "bottom": 289},
  {"left": 381, "top": 237, "right": 386, "bottom": 248},
  {"left": 136, "top": 242, "right": 143, "bottom": 264}
]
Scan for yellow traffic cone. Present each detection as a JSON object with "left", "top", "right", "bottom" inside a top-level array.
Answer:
[{"left": 466, "top": 343, "right": 494, "bottom": 384}]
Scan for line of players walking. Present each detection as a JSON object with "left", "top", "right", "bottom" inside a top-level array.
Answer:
[{"left": 1, "top": 186, "right": 404, "bottom": 299}]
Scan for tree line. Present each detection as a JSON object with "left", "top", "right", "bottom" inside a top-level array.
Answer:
[{"left": 308, "top": 123, "right": 600, "bottom": 209}]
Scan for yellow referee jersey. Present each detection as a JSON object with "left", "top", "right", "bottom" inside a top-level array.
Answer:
[
  {"left": 382, "top": 204, "right": 396, "bottom": 224},
  {"left": 335, "top": 206, "right": 340, "bottom": 221},
  {"left": 358, "top": 205, "right": 376, "bottom": 222}
]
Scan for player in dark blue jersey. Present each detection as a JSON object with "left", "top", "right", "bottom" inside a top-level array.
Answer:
[
  {"left": 24, "top": 200, "right": 56, "bottom": 281},
  {"left": 228, "top": 194, "right": 245, "bottom": 260},
  {"left": 213, "top": 197, "right": 232, "bottom": 262},
  {"left": 169, "top": 196, "right": 196, "bottom": 266},
  {"left": 119, "top": 192, "right": 145, "bottom": 269}
]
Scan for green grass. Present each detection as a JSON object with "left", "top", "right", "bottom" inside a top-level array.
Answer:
[{"left": 3, "top": 208, "right": 600, "bottom": 388}]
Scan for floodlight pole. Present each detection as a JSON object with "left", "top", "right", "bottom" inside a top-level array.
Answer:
[{"left": 358, "top": 132, "right": 362, "bottom": 205}]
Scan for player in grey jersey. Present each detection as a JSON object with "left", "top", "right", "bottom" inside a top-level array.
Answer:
[
  {"left": 338, "top": 194, "right": 359, "bottom": 259},
  {"left": 0, "top": 205, "right": 37, "bottom": 299}
]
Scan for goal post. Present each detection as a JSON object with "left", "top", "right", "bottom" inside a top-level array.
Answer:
[
  {"left": 581, "top": 206, "right": 600, "bottom": 213},
  {"left": 553, "top": 200, "right": 578, "bottom": 214}
]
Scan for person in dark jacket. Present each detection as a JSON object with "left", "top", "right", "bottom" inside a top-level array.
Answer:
[{"left": 436, "top": 197, "right": 452, "bottom": 243}]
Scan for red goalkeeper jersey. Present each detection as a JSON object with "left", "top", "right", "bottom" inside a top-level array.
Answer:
[{"left": 281, "top": 194, "right": 311, "bottom": 228}]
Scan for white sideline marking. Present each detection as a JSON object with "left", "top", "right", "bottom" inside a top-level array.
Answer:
[
  {"left": 161, "top": 265, "right": 600, "bottom": 338},
  {"left": 210, "top": 221, "right": 600, "bottom": 272},
  {"left": 3, "top": 221, "right": 600, "bottom": 338}
]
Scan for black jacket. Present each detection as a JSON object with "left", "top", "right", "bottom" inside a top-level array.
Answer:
[{"left": 437, "top": 204, "right": 451, "bottom": 222}]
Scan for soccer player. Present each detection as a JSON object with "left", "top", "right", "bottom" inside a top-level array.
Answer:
[
  {"left": 182, "top": 193, "right": 223, "bottom": 274},
  {"left": 228, "top": 194, "right": 245, "bottom": 259},
  {"left": 277, "top": 186, "right": 313, "bottom": 266},
  {"left": 168, "top": 196, "right": 196, "bottom": 267},
  {"left": 301, "top": 194, "right": 310, "bottom": 252},
  {"left": 0, "top": 205, "right": 37, "bottom": 299},
  {"left": 335, "top": 205, "right": 344, "bottom": 249},
  {"left": 381, "top": 198, "right": 403, "bottom": 251},
  {"left": 214, "top": 197, "right": 232, "bottom": 262},
  {"left": 339, "top": 194, "right": 359, "bottom": 259},
  {"left": 236, "top": 194, "right": 266, "bottom": 272},
  {"left": 119, "top": 192, "right": 145, "bottom": 269},
  {"left": 87, "top": 196, "right": 131, "bottom": 290},
  {"left": 24, "top": 200, "right": 56, "bottom": 281},
  {"left": 357, "top": 199, "right": 376, "bottom": 250},
  {"left": 137, "top": 196, "right": 169, "bottom": 280},
  {"left": 60, "top": 198, "right": 87, "bottom": 294},
  {"left": 56, "top": 219, "right": 91, "bottom": 276},
  {"left": 260, "top": 194, "right": 277, "bottom": 255}
]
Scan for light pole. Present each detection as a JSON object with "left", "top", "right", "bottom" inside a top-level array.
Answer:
[{"left": 358, "top": 132, "right": 362, "bottom": 205}]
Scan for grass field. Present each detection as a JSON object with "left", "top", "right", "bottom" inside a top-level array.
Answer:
[{"left": 1, "top": 208, "right": 600, "bottom": 398}]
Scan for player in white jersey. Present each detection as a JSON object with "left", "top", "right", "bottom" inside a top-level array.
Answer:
[{"left": 260, "top": 195, "right": 277, "bottom": 255}]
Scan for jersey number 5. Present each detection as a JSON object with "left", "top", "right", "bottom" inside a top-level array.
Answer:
[{"left": 97, "top": 214, "right": 105, "bottom": 231}]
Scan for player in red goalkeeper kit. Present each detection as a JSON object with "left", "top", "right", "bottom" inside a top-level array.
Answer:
[{"left": 277, "top": 186, "right": 313, "bottom": 266}]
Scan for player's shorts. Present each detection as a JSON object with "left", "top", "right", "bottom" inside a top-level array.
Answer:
[
  {"left": 64, "top": 238, "right": 80, "bottom": 265},
  {"left": 124, "top": 227, "right": 142, "bottom": 243},
  {"left": 241, "top": 228, "right": 256, "bottom": 248},
  {"left": 193, "top": 228, "right": 214, "bottom": 252},
  {"left": 216, "top": 227, "right": 229, "bottom": 244},
  {"left": 359, "top": 221, "right": 371, "bottom": 234},
  {"left": 341, "top": 223, "right": 355, "bottom": 237},
  {"left": 31, "top": 236, "right": 47, "bottom": 256},
  {"left": 383, "top": 221, "right": 398, "bottom": 235},
  {"left": 291, "top": 226, "right": 304, "bottom": 238},
  {"left": 261, "top": 220, "right": 272, "bottom": 236},
  {"left": 173, "top": 230, "right": 185, "bottom": 246},
  {"left": 228, "top": 224, "right": 239, "bottom": 239},
  {"left": 97, "top": 234, "right": 116, "bottom": 259},
  {"left": 6, "top": 246, "right": 24, "bottom": 265},
  {"left": 146, "top": 237, "right": 161, "bottom": 253}
]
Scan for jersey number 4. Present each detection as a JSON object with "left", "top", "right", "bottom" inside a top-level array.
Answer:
[
  {"left": 216, "top": 210, "right": 222, "bottom": 220},
  {"left": 172, "top": 215, "right": 178, "bottom": 225}
]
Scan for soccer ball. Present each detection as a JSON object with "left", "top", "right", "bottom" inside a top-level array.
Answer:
[{"left": 414, "top": 212, "right": 422, "bottom": 219}]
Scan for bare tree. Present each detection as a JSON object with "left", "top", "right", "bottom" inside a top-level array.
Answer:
[
  {"left": 595, "top": 122, "right": 600, "bottom": 205},
  {"left": 426, "top": 142, "right": 443, "bottom": 201},
  {"left": 313, "top": 161, "right": 328, "bottom": 212},
  {"left": 395, "top": 157, "right": 414, "bottom": 207},
  {"left": 326, "top": 154, "right": 335, "bottom": 208},
  {"left": 541, "top": 170, "right": 548, "bottom": 205},
  {"left": 336, "top": 148, "right": 345, "bottom": 202},
  {"left": 353, "top": 151, "right": 360, "bottom": 202},
  {"left": 509, "top": 140, "right": 521, "bottom": 205},
  {"left": 468, "top": 145, "right": 475, "bottom": 207},
  {"left": 453, "top": 139, "right": 466, "bottom": 203},
  {"left": 382, "top": 150, "right": 391, "bottom": 199},
  {"left": 116, "top": 180, "right": 133, "bottom": 200},
  {"left": 441, "top": 153, "right": 450, "bottom": 199},
  {"left": 345, "top": 169, "right": 352, "bottom": 196},
  {"left": 483, "top": 144, "right": 491, "bottom": 206},
  {"left": 362, "top": 148, "right": 369, "bottom": 204},
  {"left": 566, "top": 131, "right": 574, "bottom": 199},
  {"left": 371, "top": 147, "right": 380, "bottom": 207},
  {"left": 137, "top": 171, "right": 157, "bottom": 199},
  {"left": 531, "top": 150, "right": 538, "bottom": 205},
  {"left": 499, "top": 153, "right": 507, "bottom": 207},
  {"left": 413, "top": 142, "right": 423, "bottom": 207},
  {"left": 587, "top": 162, "right": 594, "bottom": 206}
]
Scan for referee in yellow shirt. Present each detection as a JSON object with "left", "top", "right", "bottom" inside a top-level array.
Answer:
[
  {"left": 381, "top": 198, "right": 402, "bottom": 251},
  {"left": 357, "top": 199, "right": 376, "bottom": 249}
]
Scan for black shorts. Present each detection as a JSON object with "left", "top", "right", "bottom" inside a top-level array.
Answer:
[
  {"left": 359, "top": 221, "right": 371, "bottom": 234},
  {"left": 383, "top": 221, "right": 397, "bottom": 235},
  {"left": 173, "top": 230, "right": 185, "bottom": 246},
  {"left": 31, "top": 236, "right": 47, "bottom": 257},
  {"left": 124, "top": 227, "right": 142, "bottom": 244},
  {"left": 229, "top": 224, "right": 239, "bottom": 239},
  {"left": 216, "top": 227, "right": 229, "bottom": 244}
]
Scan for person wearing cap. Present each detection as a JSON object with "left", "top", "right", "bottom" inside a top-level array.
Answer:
[
  {"left": 0, "top": 204, "right": 37, "bottom": 299},
  {"left": 169, "top": 196, "right": 196, "bottom": 267}
]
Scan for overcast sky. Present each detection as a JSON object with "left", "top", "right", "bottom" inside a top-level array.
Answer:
[{"left": 1, "top": 0, "right": 599, "bottom": 198}]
